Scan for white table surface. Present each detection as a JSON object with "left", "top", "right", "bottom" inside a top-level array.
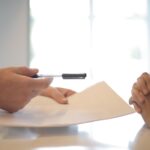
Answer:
[{"left": 0, "top": 113, "right": 149, "bottom": 150}]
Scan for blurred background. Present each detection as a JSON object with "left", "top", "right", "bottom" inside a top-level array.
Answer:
[{"left": 0, "top": 0, "right": 150, "bottom": 101}]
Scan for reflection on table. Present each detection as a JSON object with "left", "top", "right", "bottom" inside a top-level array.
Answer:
[{"left": 0, "top": 113, "right": 149, "bottom": 150}]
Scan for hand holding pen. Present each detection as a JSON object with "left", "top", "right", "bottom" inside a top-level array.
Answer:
[
  {"left": 0, "top": 67, "right": 52, "bottom": 113},
  {"left": 0, "top": 66, "right": 84, "bottom": 113}
]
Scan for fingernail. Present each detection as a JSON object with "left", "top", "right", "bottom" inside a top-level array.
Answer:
[
  {"left": 129, "top": 97, "right": 133, "bottom": 104},
  {"left": 48, "top": 77, "right": 53, "bottom": 83},
  {"left": 62, "top": 98, "right": 68, "bottom": 104}
]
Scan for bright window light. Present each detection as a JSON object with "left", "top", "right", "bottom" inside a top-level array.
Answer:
[{"left": 29, "top": 0, "right": 149, "bottom": 100}]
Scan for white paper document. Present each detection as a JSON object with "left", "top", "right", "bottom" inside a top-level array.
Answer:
[{"left": 0, "top": 81, "right": 135, "bottom": 127}]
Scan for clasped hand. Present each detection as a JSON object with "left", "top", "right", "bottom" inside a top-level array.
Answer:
[{"left": 130, "top": 72, "right": 150, "bottom": 127}]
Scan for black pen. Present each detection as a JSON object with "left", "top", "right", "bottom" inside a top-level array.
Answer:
[{"left": 32, "top": 73, "right": 87, "bottom": 79}]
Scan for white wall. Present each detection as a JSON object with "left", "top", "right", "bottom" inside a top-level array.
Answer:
[{"left": 0, "top": 0, "right": 29, "bottom": 67}]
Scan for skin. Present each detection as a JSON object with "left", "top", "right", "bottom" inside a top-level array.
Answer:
[
  {"left": 0, "top": 66, "right": 76, "bottom": 113},
  {"left": 41, "top": 86, "right": 76, "bottom": 104},
  {"left": 130, "top": 72, "right": 150, "bottom": 127}
]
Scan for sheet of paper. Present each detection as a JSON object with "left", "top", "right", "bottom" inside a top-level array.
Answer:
[{"left": 0, "top": 81, "right": 135, "bottom": 127}]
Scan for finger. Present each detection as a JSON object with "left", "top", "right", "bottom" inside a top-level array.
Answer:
[
  {"left": 132, "top": 88, "right": 145, "bottom": 104},
  {"left": 137, "top": 74, "right": 148, "bottom": 95},
  {"left": 31, "top": 78, "right": 53, "bottom": 90},
  {"left": 142, "top": 72, "right": 150, "bottom": 95},
  {"left": 133, "top": 102, "right": 142, "bottom": 113},
  {"left": 56, "top": 87, "right": 76, "bottom": 97},
  {"left": 51, "top": 89, "right": 68, "bottom": 104},
  {"left": 132, "top": 83, "right": 145, "bottom": 104},
  {"left": 129, "top": 97, "right": 133, "bottom": 105},
  {"left": 14, "top": 66, "right": 39, "bottom": 77},
  {"left": 42, "top": 87, "right": 68, "bottom": 104}
]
